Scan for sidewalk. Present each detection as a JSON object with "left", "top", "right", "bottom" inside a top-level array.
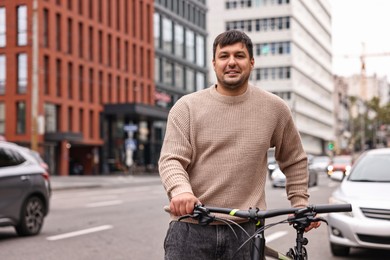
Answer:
[{"left": 50, "top": 173, "right": 162, "bottom": 191}]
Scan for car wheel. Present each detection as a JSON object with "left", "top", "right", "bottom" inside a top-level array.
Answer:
[
  {"left": 330, "top": 242, "right": 350, "bottom": 256},
  {"left": 15, "top": 196, "right": 45, "bottom": 236}
]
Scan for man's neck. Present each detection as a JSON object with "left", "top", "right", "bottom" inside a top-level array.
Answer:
[{"left": 215, "top": 83, "right": 248, "bottom": 96}]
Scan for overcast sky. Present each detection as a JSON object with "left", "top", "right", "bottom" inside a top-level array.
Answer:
[{"left": 329, "top": 0, "right": 390, "bottom": 79}]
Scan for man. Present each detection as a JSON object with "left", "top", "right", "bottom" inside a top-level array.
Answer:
[{"left": 159, "top": 30, "right": 320, "bottom": 259}]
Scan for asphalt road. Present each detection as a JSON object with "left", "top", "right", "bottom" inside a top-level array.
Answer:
[{"left": 0, "top": 174, "right": 389, "bottom": 259}]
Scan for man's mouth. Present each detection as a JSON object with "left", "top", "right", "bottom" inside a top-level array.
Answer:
[{"left": 225, "top": 70, "right": 240, "bottom": 75}]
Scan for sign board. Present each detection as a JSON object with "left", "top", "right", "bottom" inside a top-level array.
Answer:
[{"left": 124, "top": 124, "right": 138, "bottom": 132}]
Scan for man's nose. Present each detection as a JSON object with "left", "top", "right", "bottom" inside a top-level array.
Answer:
[{"left": 227, "top": 56, "right": 237, "bottom": 66}]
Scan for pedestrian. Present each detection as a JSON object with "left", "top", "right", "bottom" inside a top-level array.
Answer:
[{"left": 158, "top": 29, "right": 320, "bottom": 259}]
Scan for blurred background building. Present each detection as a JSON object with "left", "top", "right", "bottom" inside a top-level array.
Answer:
[
  {"left": 207, "top": 0, "right": 334, "bottom": 155},
  {"left": 0, "top": 0, "right": 166, "bottom": 175},
  {"left": 0, "top": 0, "right": 389, "bottom": 175}
]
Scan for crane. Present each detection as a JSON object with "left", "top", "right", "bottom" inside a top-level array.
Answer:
[{"left": 341, "top": 42, "right": 390, "bottom": 100}]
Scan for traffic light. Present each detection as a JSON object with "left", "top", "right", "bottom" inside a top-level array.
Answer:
[{"left": 327, "top": 142, "right": 334, "bottom": 151}]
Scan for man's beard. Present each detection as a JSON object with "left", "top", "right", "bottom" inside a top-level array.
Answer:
[{"left": 218, "top": 73, "right": 250, "bottom": 90}]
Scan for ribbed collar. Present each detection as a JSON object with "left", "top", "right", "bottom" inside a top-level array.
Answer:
[{"left": 209, "top": 84, "right": 252, "bottom": 104}]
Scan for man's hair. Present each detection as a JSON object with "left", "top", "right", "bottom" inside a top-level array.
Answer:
[{"left": 212, "top": 30, "right": 254, "bottom": 60}]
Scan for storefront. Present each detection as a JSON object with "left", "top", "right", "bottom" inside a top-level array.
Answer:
[{"left": 102, "top": 103, "right": 168, "bottom": 174}]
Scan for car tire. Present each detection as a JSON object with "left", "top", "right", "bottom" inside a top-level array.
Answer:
[
  {"left": 15, "top": 196, "right": 45, "bottom": 236},
  {"left": 330, "top": 242, "right": 350, "bottom": 256}
]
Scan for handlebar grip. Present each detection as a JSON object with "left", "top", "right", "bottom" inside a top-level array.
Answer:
[{"left": 313, "top": 204, "right": 352, "bottom": 213}]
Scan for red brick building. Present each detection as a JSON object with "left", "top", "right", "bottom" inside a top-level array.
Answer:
[{"left": 0, "top": 0, "right": 167, "bottom": 175}]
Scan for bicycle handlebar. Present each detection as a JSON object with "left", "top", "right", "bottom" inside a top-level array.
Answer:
[{"left": 178, "top": 203, "right": 352, "bottom": 225}]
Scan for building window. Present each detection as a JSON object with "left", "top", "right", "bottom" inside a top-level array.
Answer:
[
  {"left": 44, "top": 103, "right": 57, "bottom": 133},
  {"left": 98, "top": 0, "right": 103, "bottom": 23},
  {"left": 55, "top": 13, "right": 61, "bottom": 51},
  {"left": 98, "top": 30, "right": 103, "bottom": 63},
  {"left": 17, "top": 5, "right": 28, "bottom": 46},
  {"left": 78, "top": 65, "right": 84, "bottom": 101},
  {"left": 162, "top": 17, "right": 173, "bottom": 53},
  {"left": 89, "top": 68, "right": 94, "bottom": 102},
  {"left": 155, "top": 57, "right": 161, "bottom": 82},
  {"left": 68, "top": 62, "right": 73, "bottom": 99},
  {"left": 67, "top": 18, "right": 73, "bottom": 54},
  {"left": 98, "top": 71, "right": 103, "bottom": 104},
  {"left": 185, "top": 67, "right": 195, "bottom": 92},
  {"left": 185, "top": 29, "right": 195, "bottom": 62},
  {"left": 0, "top": 54, "right": 5, "bottom": 95},
  {"left": 0, "top": 7, "right": 6, "bottom": 47},
  {"left": 107, "top": 34, "right": 112, "bottom": 67},
  {"left": 89, "top": 110, "right": 93, "bottom": 138},
  {"left": 116, "top": 76, "right": 120, "bottom": 102},
  {"left": 56, "top": 59, "right": 61, "bottom": 97},
  {"left": 0, "top": 102, "right": 4, "bottom": 133},
  {"left": 163, "top": 59, "right": 173, "bottom": 86},
  {"left": 154, "top": 13, "right": 161, "bottom": 49},
  {"left": 124, "top": 41, "right": 129, "bottom": 71},
  {"left": 17, "top": 53, "right": 28, "bottom": 94},
  {"left": 44, "top": 56, "right": 49, "bottom": 95},
  {"left": 88, "top": 0, "right": 93, "bottom": 19},
  {"left": 78, "top": 0, "right": 83, "bottom": 15},
  {"left": 79, "top": 109, "right": 83, "bottom": 132},
  {"left": 196, "top": 72, "right": 205, "bottom": 91},
  {"left": 116, "top": 0, "right": 120, "bottom": 30},
  {"left": 78, "top": 22, "right": 83, "bottom": 58},
  {"left": 174, "top": 64, "right": 184, "bottom": 89},
  {"left": 42, "top": 9, "right": 49, "bottom": 48},
  {"left": 16, "top": 102, "right": 26, "bottom": 134},
  {"left": 89, "top": 26, "right": 93, "bottom": 61},
  {"left": 108, "top": 74, "right": 112, "bottom": 102},
  {"left": 107, "top": 0, "right": 111, "bottom": 27},
  {"left": 174, "top": 23, "right": 184, "bottom": 57},
  {"left": 116, "top": 37, "right": 121, "bottom": 69},
  {"left": 68, "top": 107, "right": 73, "bottom": 131},
  {"left": 196, "top": 34, "right": 205, "bottom": 66}
]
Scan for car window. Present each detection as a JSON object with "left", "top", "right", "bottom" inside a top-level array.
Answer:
[
  {"left": 349, "top": 154, "right": 390, "bottom": 182},
  {"left": 0, "top": 148, "right": 26, "bottom": 167}
]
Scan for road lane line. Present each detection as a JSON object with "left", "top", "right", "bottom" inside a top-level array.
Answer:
[
  {"left": 85, "top": 200, "right": 123, "bottom": 208},
  {"left": 266, "top": 231, "right": 288, "bottom": 242},
  {"left": 47, "top": 225, "right": 113, "bottom": 241}
]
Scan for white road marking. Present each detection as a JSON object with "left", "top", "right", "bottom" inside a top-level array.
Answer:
[
  {"left": 266, "top": 231, "right": 288, "bottom": 242},
  {"left": 47, "top": 225, "right": 113, "bottom": 241},
  {"left": 85, "top": 200, "right": 123, "bottom": 208},
  {"left": 309, "top": 187, "right": 319, "bottom": 192}
]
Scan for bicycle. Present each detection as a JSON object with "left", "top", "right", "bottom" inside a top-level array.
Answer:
[{"left": 174, "top": 203, "right": 352, "bottom": 260}]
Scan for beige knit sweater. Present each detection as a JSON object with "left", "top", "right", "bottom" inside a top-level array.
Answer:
[{"left": 159, "top": 84, "right": 309, "bottom": 221}]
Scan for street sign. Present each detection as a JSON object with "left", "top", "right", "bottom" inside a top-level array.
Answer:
[{"left": 124, "top": 124, "right": 138, "bottom": 132}]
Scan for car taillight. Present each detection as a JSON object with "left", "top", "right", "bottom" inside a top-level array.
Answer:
[{"left": 41, "top": 171, "right": 50, "bottom": 181}]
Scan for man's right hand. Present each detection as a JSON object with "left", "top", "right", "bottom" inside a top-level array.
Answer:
[{"left": 169, "top": 192, "right": 201, "bottom": 216}]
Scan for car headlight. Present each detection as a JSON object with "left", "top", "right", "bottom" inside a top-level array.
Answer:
[{"left": 329, "top": 196, "right": 354, "bottom": 217}]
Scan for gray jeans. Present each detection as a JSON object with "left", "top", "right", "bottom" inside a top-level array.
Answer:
[{"left": 164, "top": 221, "right": 257, "bottom": 260}]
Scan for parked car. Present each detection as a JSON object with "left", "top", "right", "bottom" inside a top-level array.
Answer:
[
  {"left": 327, "top": 148, "right": 390, "bottom": 256},
  {"left": 0, "top": 141, "right": 51, "bottom": 236},
  {"left": 270, "top": 165, "right": 317, "bottom": 188},
  {"left": 327, "top": 155, "right": 353, "bottom": 177},
  {"left": 309, "top": 155, "right": 331, "bottom": 175}
]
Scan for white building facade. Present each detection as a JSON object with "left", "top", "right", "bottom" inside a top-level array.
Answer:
[{"left": 207, "top": 0, "right": 334, "bottom": 155}]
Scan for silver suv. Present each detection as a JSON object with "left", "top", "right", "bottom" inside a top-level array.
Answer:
[{"left": 0, "top": 141, "right": 51, "bottom": 236}]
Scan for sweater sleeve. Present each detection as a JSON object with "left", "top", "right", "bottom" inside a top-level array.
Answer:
[
  {"left": 158, "top": 100, "right": 194, "bottom": 199},
  {"left": 272, "top": 113, "right": 310, "bottom": 208}
]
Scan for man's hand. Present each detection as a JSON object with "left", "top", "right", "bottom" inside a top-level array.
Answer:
[
  {"left": 170, "top": 192, "right": 201, "bottom": 216},
  {"left": 305, "top": 219, "right": 321, "bottom": 232}
]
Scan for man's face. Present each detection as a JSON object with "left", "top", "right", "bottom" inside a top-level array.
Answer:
[{"left": 213, "top": 42, "right": 254, "bottom": 91}]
